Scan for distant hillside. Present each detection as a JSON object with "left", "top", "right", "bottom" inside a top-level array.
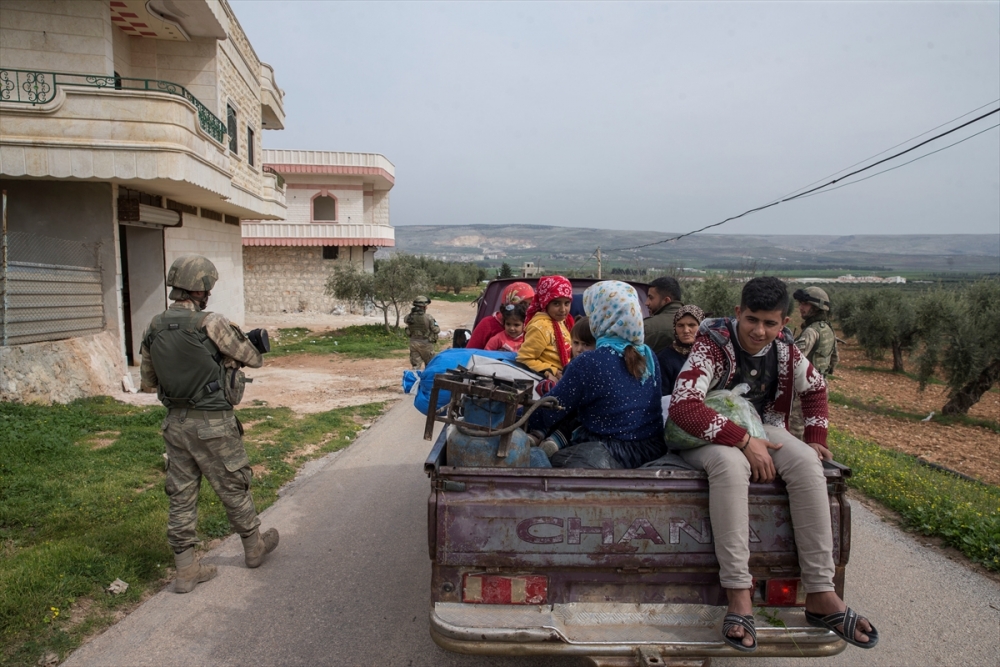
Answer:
[{"left": 393, "top": 225, "right": 1000, "bottom": 273}]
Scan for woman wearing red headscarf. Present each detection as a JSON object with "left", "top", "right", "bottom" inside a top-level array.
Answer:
[
  {"left": 466, "top": 282, "right": 535, "bottom": 349},
  {"left": 517, "top": 275, "right": 574, "bottom": 380}
]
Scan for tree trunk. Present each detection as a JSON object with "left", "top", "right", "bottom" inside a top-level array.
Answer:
[
  {"left": 942, "top": 358, "right": 1000, "bottom": 415},
  {"left": 381, "top": 306, "right": 391, "bottom": 334},
  {"left": 891, "top": 342, "right": 905, "bottom": 372},
  {"left": 394, "top": 303, "right": 402, "bottom": 330}
]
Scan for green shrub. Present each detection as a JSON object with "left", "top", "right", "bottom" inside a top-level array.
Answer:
[
  {"left": 830, "top": 428, "right": 1000, "bottom": 572},
  {"left": 270, "top": 325, "right": 408, "bottom": 358}
]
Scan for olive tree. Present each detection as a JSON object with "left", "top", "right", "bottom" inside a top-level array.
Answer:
[
  {"left": 326, "top": 254, "right": 430, "bottom": 333},
  {"left": 686, "top": 274, "right": 741, "bottom": 319},
  {"left": 915, "top": 280, "right": 1000, "bottom": 415},
  {"left": 837, "top": 288, "right": 918, "bottom": 372}
]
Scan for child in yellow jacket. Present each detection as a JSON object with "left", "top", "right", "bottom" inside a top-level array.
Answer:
[{"left": 517, "top": 275, "right": 574, "bottom": 381}]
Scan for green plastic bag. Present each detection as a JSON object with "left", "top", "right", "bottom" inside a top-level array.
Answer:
[{"left": 664, "top": 384, "right": 766, "bottom": 450}]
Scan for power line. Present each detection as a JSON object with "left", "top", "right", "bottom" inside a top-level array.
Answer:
[
  {"left": 792, "top": 123, "right": 999, "bottom": 201},
  {"left": 606, "top": 104, "right": 1000, "bottom": 254},
  {"left": 773, "top": 97, "right": 1000, "bottom": 202}
]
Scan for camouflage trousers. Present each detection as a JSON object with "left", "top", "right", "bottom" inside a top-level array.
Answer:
[
  {"left": 409, "top": 339, "right": 435, "bottom": 369},
  {"left": 163, "top": 409, "right": 259, "bottom": 552},
  {"left": 789, "top": 395, "right": 805, "bottom": 441}
]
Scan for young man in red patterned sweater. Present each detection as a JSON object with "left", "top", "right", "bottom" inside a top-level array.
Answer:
[{"left": 670, "top": 277, "right": 877, "bottom": 652}]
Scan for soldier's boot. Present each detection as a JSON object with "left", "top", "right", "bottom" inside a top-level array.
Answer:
[
  {"left": 242, "top": 527, "right": 279, "bottom": 568},
  {"left": 173, "top": 548, "right": 217, "bottom": 593}
]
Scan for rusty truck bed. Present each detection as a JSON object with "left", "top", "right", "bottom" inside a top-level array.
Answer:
[{"left": 425, "top": 429, "right": 852, "bottom": 664}]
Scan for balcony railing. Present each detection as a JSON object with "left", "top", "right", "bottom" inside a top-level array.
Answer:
[
  {"left": 0, "top": 68, "right": 226, "bottom": 144},
  {"left": 262, "top": 165, "right": 285, "bottom": 189}
]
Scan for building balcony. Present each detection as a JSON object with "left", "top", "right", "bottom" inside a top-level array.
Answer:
[
  {"left": 259, "top": 63, "right": 285, "bottom": 130},
  {"left": 0, "top": 69, "right": 285, "bottom": 220},
  {"left": 242, "top": 222, "right": 395, "bottom": 247},
  {"left": 262, "top": 149, "right": 395, "bottom": 189}
]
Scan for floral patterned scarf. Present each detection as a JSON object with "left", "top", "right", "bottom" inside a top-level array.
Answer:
[
  {"left": 525, "top": 275, "right": 573, "bottom": 367},
  {"left": 583, "top": 280, "right": 655, "bottom": 383}
]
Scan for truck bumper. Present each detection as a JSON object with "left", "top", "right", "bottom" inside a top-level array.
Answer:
[{"left": 430, "top": 602, "right": 847, "bottom": 659}]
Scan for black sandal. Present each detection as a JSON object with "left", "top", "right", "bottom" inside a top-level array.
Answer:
[
  {"left": 722, "top": 613, "right": 757, "bottom": 652},
  {"left": 805, "top": 607, "right": 879, "bottom": 649}
]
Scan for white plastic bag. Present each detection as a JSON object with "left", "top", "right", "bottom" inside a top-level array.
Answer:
[{"left": 664, "top": 384, "right": 765, "bottom": 450}]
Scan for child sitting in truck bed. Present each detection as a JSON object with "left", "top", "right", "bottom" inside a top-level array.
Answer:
[
  {"left": 531, "top": 316, "right": 598, "bottom": 456},
  {"left": 516, "top": 275, "right": 574, "bottom": 381},
  {"left": 484, "top": 303, "right": 527, "bottom": 352},
  {"left": 529, "top": 281, "right": 665, "bottom": 468}
]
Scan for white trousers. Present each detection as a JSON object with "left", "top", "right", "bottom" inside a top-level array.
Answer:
[{"left": 678, "top": 425, "right": 836, "bottom": 593}]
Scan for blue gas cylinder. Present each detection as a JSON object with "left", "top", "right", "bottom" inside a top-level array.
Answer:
[{"left": 445, "top": 396, "right": 531, "bottom": 467}]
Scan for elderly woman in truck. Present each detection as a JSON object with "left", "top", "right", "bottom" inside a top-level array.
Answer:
[{"left": 529, "top": 280, "right": 665, "bottom": 469}]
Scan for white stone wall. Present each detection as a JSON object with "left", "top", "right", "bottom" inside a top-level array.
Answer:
[
  {"left": 285, "top": 186, "right": 366, "bottom": 224},
  {"left": 164, "top": 213, "right": 247, "bottom": 326},
  {"left": 111, "top": 18, "right": 134, "bottom": 78},
  {"left": 0, "top": 0, "right": 114, "bottom": 75},
  {"left": 0, "top": 330, "right": 126, "bottom": 404},
  {"left": 372, "top": 190, "right": 390, "bottom": 225},
  {"left": 243, "top": 245, "right": 367, "bottom": 314},
  {"left": 127, "top": 37, "right": 219, "bottom": 115}
]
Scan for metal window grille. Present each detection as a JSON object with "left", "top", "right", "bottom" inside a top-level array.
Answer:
[
  {"left": 0, "top": 230, "right": 105, "bottom": 346},
  {"left": 227, "top": 104, "right": 238, "bottom": 154}
]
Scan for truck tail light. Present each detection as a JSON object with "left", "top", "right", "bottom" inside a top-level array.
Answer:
[
  {"left": 462, "top": 574, "right": 547, "bottom": 605},
  {"left": 764, "top": 579, "right": 805, "bottom": 606}
]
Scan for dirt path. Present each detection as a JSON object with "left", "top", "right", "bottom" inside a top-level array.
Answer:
[
  {"left": 121, "top": 301, "right": 477, "bottom": 414},
  {"left": 830, "top": 345, "right": 1000, "bottom": 421},
  {"left": 827, "top": 343, "right": 1000, "bottom": 485},
  {"left": 247, "top": 300, "right": 478, "bottom": 338}
]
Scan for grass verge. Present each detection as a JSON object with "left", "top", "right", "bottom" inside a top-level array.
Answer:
[
  {"left": 0, "top": 397, "right": 388, "bottom": 667},
  {"left": 429, "top": 290, "right": 480, "bottom": 303},
  {"left": 829, "top": 428, "right": 1000, "bottom": 572},
  {"left": 270, "top": 325, "right": 409, "bottom": 358},
  {"left": 828, "top": 391, "right": 1000, "bottom": 433}
]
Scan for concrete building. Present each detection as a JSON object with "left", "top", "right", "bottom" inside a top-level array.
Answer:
[
  {"left": 0, "top": 0, "right": 286, "bottom": 402},
  {"left": 242, "top": 150, "right": 395, "bottom": 314}
]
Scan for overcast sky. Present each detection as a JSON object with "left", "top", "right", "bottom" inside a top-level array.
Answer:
[{"left": 234, "top": 1, "right": 1000, "bottom": 236}]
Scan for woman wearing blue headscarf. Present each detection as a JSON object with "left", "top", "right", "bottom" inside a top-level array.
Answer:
[{"left": 529, "top": 280, "right": 666, "bottom": 468}]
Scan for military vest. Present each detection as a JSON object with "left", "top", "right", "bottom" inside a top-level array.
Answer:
[
  {"left": 405, "top": 309, "right": 436, "bottom": 341},
  {"left": 804, "top": 319, "right": 837, "bottom": 376},
  {"left": 144, "top": 308, "right": 231, "bottom": 410}
]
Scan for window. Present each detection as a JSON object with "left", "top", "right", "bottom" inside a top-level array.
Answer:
[
  {"left": 322, "top": 246, "right": 339, "bottom": 260},
  {"left": 227, "top": 104, "right": 238, "bottom": 154},
  {"left": 247, "top": 127, "right": 255, "bottom": 166},
  {"left": 313, "top": 195, "right": 337, "bottom": 221}
]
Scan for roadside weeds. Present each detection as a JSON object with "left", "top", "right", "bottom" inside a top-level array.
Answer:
[
  {"left": 0, "top": 397, "right": 390, "bottom": 667},
  {"left": 829, "top": 428, "right": 1000, "bottom": 573}
]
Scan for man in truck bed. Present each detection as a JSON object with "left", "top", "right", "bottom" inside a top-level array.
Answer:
[{"left": 670, "top": 277, "right": 878, "bottom": 652}]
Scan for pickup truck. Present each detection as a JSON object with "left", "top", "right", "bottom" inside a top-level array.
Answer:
[{"left": 425, "top": 279, "right": 852, "bottom": 666}]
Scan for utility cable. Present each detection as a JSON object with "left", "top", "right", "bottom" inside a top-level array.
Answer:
[
  {"left": 606, "top": 105, "right": 1000, "bottom": 253},
  {"left": 774, "top": 97, "right": 1000, "bottom": 201},
  {"left": 792, "top": 123, "right": 999, "bottom": 200}
]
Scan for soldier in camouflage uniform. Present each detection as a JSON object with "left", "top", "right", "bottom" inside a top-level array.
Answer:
[
  {"left": 789, "top": 286, "right": 838, "bottom": 439},
  {"left": 404, "top": 296, "right": 440, "bottom": 369},
  {"left": 140, "top": 255, "right": 279, "bottom": 593}
]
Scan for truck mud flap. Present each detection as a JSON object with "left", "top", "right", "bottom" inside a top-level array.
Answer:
[{"left": 430, "top": 602, "right": 847, "bottom": 658}]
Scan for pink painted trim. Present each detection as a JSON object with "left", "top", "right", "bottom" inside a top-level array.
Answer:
[
  {"left": 261, "top": 164, "right": 394, "bottom": 185},
  {"left": 243, "top": 238, "right": 395, "bottom": 247},
  {"left": 286, "top": 183, "right": 364, "bottom": 191},
  {"left": 310, "top": 190, "right": 338, "bottom": 222}
]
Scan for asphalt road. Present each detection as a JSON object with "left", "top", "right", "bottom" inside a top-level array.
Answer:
[{"left": 65, "top": 397, "right": 1000, "bottom": 667}]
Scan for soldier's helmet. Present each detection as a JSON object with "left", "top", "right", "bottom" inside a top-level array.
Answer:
[
  {"left": 412, "top": 295, "right": 431, "bottom": 307},
  {"left": 167, "top": 255, "right": 219, "bottom": 292},
  {"left": 793, "top": 286, "right": 831, "bottom": 312}
]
